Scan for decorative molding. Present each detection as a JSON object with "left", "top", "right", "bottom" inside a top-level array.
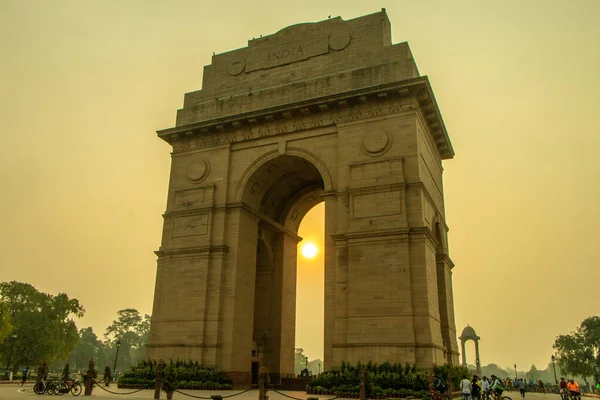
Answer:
[
  {"left": 187, "top": 159, "right": 210, "bottom": 183},
  {"left": 155, "top": 245, "right": 229, "bottom": 257},
  {"left": 158, "top": 78, "right": 454, "bottom": 159},
  {"left": 361, "top": 129, "right": 392, "bottom": 157}
]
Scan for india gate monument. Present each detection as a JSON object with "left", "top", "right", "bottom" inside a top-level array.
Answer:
[{"left": 147, "top": 10, "right": 459, "bottom": 385}]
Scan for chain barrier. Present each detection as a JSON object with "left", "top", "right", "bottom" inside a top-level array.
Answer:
[
  {"left": 173, "top": 389, "right": 213, "bottom": 399},
  {"left": 222, "top": 387, "right": 255, "bottom": 398},
  {"left": 92, "top": 380, "right": 145, "bottom": 395},
  {"left": 268, "top": 388, "right": 303, "bottom": 400},
  {"left": 174, "top": 388, "right": 254, "bottom": 399},
  {"left": 268, "top": 387, "right": 338, "bottom": 400}
]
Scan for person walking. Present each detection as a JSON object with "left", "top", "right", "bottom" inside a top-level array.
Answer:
[
  {"left": 21, "top": 366, "right": 29, "bottom": 386},
  {"left": 461, "top": 375, "right": 473, "bottom": 400},
  {"left": 472, "top": 376, "right": 482, "bottom": 400},
  {"left": 482, "top": 376, "right": 490, "bottom": 400},
  {"left": 518, "top": 378, "right": 526, "bottom": 398}
]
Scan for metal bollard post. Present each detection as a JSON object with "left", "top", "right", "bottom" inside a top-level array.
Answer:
[
  {"left": 360, "top": 370, "right": 366, "bottom": 400},
  {"left": 154, "top": 359, "right": 164, "bottom": 400},
  {"left": 84, "top": 358, "right": 95, "bottom": 396},
  {"left": 259, "top": 371, "right": 265, "bottom": 400}
]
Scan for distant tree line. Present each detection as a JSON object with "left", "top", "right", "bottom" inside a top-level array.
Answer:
[
  {"left": 295, "top": 347, "right": 323, "bottom": 376},
  {"left": 0, "top": 281, "right": 150, "bottom": 375}
]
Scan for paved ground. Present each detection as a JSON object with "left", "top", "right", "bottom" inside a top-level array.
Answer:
[{"left": 0, "top": 385, "right": 574, "bottom": 400}]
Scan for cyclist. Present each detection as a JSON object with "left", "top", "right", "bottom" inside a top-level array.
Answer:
[
  {"left": 434, "top": 376, "right": 448, "bottom": 394},
  {"left": 489, "top": 375, "right": 505, "bottom": 398},
  {"left": 567, "top": 379, "right": 581, "bottom": 400},
  {"left": 559, "top": 377, "right": 568, "bottom": 400}
]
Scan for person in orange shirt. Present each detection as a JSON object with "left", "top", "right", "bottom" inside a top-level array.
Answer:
[{"left": 567, "top": 379, "right": 581, "bottom": 400}]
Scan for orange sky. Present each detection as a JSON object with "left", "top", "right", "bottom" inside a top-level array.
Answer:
[{"left": 1, "top": 0, "right": 599, "bottom": 371}]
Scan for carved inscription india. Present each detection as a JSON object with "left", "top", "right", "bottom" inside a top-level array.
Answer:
[{"left": 267, "top": 45, "right": 304, "bottom": 62}]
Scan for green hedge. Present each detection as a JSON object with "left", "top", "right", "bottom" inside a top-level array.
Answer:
[
  {"left": 118, "top": 360, "right": 232, "bottom": 389},
  {"left": 307, "top": 362, "right": 469, "bottom": 397}
]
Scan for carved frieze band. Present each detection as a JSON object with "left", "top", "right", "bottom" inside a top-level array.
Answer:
[{"left": 172, "top": 98, "right": 418, "bottom": 153}]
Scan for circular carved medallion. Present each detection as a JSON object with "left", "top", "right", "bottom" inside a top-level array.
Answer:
[
  {"left": 329, "top": 31, "right": 351, "bottom": 51},
  {"left": 361, "top": 130, "right": 392, "bottom": 156},
  {"left": 187, "top": 160, "right": 210, "bottom": 183},
  {"left": 227, "top": 58, "right": 246, "bottom": 76}
]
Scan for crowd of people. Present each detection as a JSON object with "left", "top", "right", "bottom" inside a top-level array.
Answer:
[{"left": 435, "top": 374, "right": 589, "bottom": 400}]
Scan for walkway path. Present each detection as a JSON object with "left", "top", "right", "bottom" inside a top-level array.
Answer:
[{"left": 0, "top": 384, "right": 572, "bottom": 400}]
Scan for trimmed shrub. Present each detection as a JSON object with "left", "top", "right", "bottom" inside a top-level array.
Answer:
[
  {"left": 118, "top": 359, "right": 232, "bottom": 389},
  {"left": 307, "top": 362, "right": 466, "bottom": 396}
]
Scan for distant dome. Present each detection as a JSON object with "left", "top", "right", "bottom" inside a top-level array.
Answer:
[{"left": 459, "top": 325, "right": 480, "bottom": 340}]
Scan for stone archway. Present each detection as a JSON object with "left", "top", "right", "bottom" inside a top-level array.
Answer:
[
  {"left": 235, "top": 154, "right": 328, "bottom": 383},
  {"left": 146, "top": 10, "right": 460, "bottom": 386}
]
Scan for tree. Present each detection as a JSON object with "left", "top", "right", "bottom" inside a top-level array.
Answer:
[
  {"left": 104, "top": 309, "right": 151, "bottom": 371},
  {"left": 0, "top": 281, "right": 84, "bottom": 371},
  {"left": 68, "top": 327, "right": 108, "bottom": 371},
  {"left": 308, "top": 359, "right": 323, "bottom": 375},
  {"left": 528, "top": 364, "right": 539, "bottom": 381},
  {"left": 554, "top": 316, "right": 600, "bottom": 386},
  {"left": 294, "top": 348, "right": 308, "bottom": 375},
  {"left": 0, "top": 301, "right": 13, "bottom": 344}
]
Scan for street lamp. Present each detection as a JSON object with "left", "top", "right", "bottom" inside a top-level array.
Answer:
[
  {"left": 514, "top": 364, "right": 517, "bottom": 379},
  {"left": 551, "top": 355, "right": 558, "bottom": 384},
  {"left": 113, "top": 340, "right": 121, "bottom": 381},
  {"left": 5, "top": 332, "right": 17, "bottom": 379}
]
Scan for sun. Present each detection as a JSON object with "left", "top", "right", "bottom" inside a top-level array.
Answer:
[{"left": 301, "top": 242, "right": 318, "bottom": 259}]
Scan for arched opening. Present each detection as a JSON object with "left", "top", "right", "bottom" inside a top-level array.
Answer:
[
  {"left": 295, "top": 203, "right": 325, "bottom": 375},
  {"left": 239, "top": 154, "right": 326, "bottom": 383}
]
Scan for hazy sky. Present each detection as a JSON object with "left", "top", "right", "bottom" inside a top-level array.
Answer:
[{"left": 1, "top": 0, "right": 599, "bottom": 372}]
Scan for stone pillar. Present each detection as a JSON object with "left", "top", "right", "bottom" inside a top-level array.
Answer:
[
  {"left": 475, "top": 341, "right": 482, "bottom": 376},
  {"left": 460, "top": 339, "right": 467, "bottom": 366}
]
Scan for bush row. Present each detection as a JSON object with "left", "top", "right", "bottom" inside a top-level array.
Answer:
[
  {"left": 118, "top": 359, "right": 232, "bottom": 388},
  {"left": 307, "top": 362, "right": 469, "bottom": 394}
]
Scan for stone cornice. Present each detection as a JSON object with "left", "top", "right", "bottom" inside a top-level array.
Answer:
[
  {"left": 436, "top": 253, "right": 455, "bottom": 269},
  {"left": 155, "top": 245, "right": 229, "bottom": 258},
  {"left": 333, "top": 342, "right": 445, "bottom": 351},
  {"left": 157, "top": 77, "right": 454, "bottom": 159},
  {"left": 331, "top": 226, "right": 446, "bottom": 243}
]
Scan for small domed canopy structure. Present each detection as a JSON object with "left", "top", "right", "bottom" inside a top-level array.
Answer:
[
  {"left": 459, "top": 325, "right": 482, "bottom": 376},
  {"left": 459, "top": 325, "right": 480, "bottom": 341}
]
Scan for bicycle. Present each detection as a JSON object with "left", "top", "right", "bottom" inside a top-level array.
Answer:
[
  {"left": 567, "top": 391, "right": 581, "bottom": 400},
  {"left": 489, "top": 390, "right": 512, "bottom": 400},
  {"left": 33, "top": 377, "right": 56, "bottom": 395},
  {"left": 51, "top": 379, "right": 83, "bottom": 396},
  {"left": 424, "top": 387, "right": 450, "bottom": 400}
]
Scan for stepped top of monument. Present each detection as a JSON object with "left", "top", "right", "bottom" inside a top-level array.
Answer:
[
  {"left": 161, "top": 10, "right": 454, "bottom": 159},
  {"left": 175, "top": 10, "right": 419, "bottom": 122}
]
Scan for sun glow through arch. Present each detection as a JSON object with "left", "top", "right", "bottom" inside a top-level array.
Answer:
[
  {"left": 296, "top": 202, "right": 325, "bottom": 364},
  {"left": 301, "top": 242, "right": 318, "bottom": 259}
]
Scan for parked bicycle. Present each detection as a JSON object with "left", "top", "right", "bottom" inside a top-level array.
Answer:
[
  {"left": 33, "top": 377, "right": 56, "bottom": 395},
  {"left": 424, "top": 387, "right": 450, "bottom": 400}
]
